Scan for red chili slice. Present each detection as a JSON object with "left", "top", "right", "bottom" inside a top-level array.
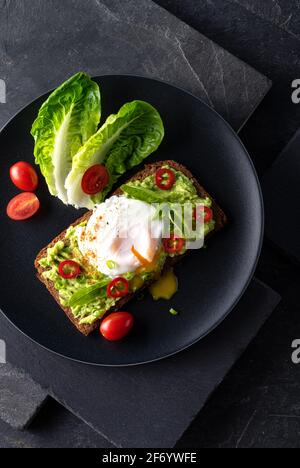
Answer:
[
  {"left": 155, "top": 168, "right": 175, "bottom": 190},
  {"left": 163, "top": 234, "right": 185, "bottom": 254},
  {"left": 193, "top": 205, "right": 213, "bottom": 223},
  {"left": 81, "top": 164, "right": 109, "bottom": 195},
  {"left": 58, "top": 260, "right": 81, "bottom": 279},
  {"left": 107, "top": 277, "right": 129, "bottom": 299}
]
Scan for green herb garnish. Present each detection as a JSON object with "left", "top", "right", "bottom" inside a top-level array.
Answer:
[
  {"left": 68, "top": 280, "right": 109, "bottom": 307},
  {"left": 106, "top": 260, "right": 117, "bottom": 270},
  {"left": 169, "top": 308, "right": 179, "bottom": 316}
]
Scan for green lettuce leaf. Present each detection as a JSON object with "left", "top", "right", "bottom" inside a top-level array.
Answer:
[
  {"left": 31, "top": 72, "right": 101, "bottom": 203},
  {"left": 65, "top": 100, "right": 164, "bottom": 209}
]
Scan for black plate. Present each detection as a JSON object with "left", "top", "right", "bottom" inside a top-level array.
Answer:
[{"left": 0, "top": 75, "right": 263, "bottom": 366}]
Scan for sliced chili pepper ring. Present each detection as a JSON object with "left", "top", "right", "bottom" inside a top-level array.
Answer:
[
  {"left": 58, "top": 260, "right": 81, "bottom": 279},
  {"left": 155, "top": 168, "right": 175, "bottom": 190},
  {"left": 193, "top": 205, "right": 213, "bottom": 223},
  {"left": 163, "top": 234, "right": 185, "bottom": 254},
  {"left": 107, "top": 277, "right": 129, "bottom": 298}
]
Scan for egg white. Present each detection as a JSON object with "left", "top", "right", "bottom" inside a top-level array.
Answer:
[{"left": 77, "top": 196, "right": 163, "bottom": 277}]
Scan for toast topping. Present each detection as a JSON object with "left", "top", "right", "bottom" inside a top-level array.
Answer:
[{"left": 37, "top": 163, "right": 218, "bottom": 328}]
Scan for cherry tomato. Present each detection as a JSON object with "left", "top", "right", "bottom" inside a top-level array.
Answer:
[
  {"left": 81, "top": 164, "right": 109, "bottom": 195},
  {"left": 163, "top": 234, "right": 185, "bottom": 254},
  {"left": 155, "top": 168, "right": 175, "bottom": 190},
  {"left": 193, "top": 205, "right": 213, "bottom": 223},
  {"left": 10, "top": 161, "right": 38, "bottom": 191},
  {"left": 6, "top": 192, "right": 40, "bottom": 221},
  {"left": 100, "top": 312, "right": 134, "bottom": 341},
  {"left": 107, "top": 277, "right": 129, "bottom": 298},
  {"left": 58, "top": 260, "right": 81, "bottom": 279}
]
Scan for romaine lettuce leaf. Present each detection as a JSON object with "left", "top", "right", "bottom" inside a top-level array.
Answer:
[
  {"left": 65, "top": 100, "right": 164, "bottom": 209},
  {"left": 31, "top": 72, "right": 101, "bottom": 203}
]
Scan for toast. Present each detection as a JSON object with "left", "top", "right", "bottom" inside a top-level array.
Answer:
[{"left": 35, "top": 161, "right": 227, "bottom": 335}]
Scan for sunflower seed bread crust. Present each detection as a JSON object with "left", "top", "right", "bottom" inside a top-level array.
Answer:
[{"left": 35, "top": 160, "right": 227, "bottom": 336}]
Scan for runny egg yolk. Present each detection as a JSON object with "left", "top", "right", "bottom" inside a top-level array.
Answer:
[
  {"left": 149, "top": 269, "right": 178, "bottom": 300},
  {"left": 130, "top": 275, "right": 144, "bottom": 292}
]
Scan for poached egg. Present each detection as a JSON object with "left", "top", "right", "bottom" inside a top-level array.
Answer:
[{"left": 77, "top": 196, "right": 163, "bottom": 278}]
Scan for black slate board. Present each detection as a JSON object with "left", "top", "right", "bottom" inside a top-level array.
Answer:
[
  {"left": 0, "top": 0, "right": 272, "bottom": 438},
  {"left": 0, "top": 363, "right": 47, "bottom": 429},
  {"left": 0, "top": 279, "right": 280, "bottom": 447},
  {"left": 0, "top": 0, "right": 271, "bottom": 132},
  {"left": 262, "top": 128, "right": 300, "bottom": 263}
]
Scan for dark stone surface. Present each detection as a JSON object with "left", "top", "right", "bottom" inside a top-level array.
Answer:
[
  {"left": 151, "top": 0, "right": 300, "bottom": 448},
  {"left": 262, "top": 128, "right": 300, "bottom": 263},
  {"left": 177, "top": 244, "right": 300, "bottom": 448},
  {"left": 0, "top": 363, "right": 47, "bottom": 429},
  {"left": 0, "top": 0, "right": 272, "bottom": 445},
  {"left": 0, "top": 279, "right": 280, "bottom": 448},
  {"left": 0, "top": 0, "right": 270, "bottom": 132},
  {"left": 0, "top": 398, "right": 113, "bottom": 448},
  {"left": 155, "top": 0, "right": 300, "bottom": 175},
  {"left": 1, "top": 0, "right": 299, "bottom": 448}
]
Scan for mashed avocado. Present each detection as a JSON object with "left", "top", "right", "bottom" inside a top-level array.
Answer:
[
  {"left": 129, "top": 166, "right": 206, "bottom": 203},
  {"left": 39, "top": 165, "right": 215, "bottom": 325},
  {"left": 39, "top": 224, "right": 118, "bottom": 325},
  {"left": 122, "top": 166, "right": 215, "bottom": 237}
]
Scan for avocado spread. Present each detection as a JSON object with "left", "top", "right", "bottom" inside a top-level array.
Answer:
[{"left": 39, "top": 166, "right": 215, "bottom": 325}]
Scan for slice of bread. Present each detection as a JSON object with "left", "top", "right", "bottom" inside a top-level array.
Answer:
[{"left": 35, "top": 161, "right": 227, "bottom": 336}]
